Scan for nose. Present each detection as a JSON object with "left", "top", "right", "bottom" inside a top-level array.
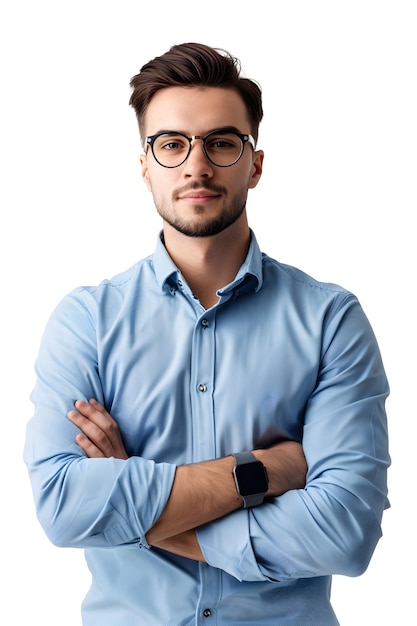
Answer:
[{"left": 183, "top": 137, "right": 214, "bottom": 178}]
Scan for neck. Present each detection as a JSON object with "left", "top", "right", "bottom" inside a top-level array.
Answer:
[{"left": 162, "top": 215, "right": 251, "bottom": 309}]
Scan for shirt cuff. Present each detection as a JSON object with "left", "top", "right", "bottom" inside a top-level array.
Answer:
[{"left": 196, "top": 509, "right": 267, "bottom": 582}]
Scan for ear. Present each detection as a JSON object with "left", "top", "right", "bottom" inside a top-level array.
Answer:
[
  {"left": 248, "top": 149, "right": 264, "bottom": 190},
  {"left": 140, "top": 154, "right": 152, "bottom": 191}
]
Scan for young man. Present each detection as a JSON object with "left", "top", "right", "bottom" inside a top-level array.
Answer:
[{"left": 24, "top": 43, "right": 390, "bottom": 625}]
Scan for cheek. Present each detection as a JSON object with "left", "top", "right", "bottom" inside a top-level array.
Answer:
[
  {"left": 236, "top": 165, "right": 256, "bottom": 191},
  {"left": 145, "top": 169, "right": 173, "bottom": 201},
  {"left": 143, "top": 163, "right": 163, "bottom": 193}
]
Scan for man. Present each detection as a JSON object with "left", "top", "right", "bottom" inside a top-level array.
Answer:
[{"left": 24, "top": 43, "right": 390, "bottom": 625}]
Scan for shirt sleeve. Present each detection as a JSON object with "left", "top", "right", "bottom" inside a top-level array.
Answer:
[
  {"left": 197, "top": 295, "right": 390, "bottom": 582},
  {"left": 23, "top": 289, "right": 176, "bottom": 549}
]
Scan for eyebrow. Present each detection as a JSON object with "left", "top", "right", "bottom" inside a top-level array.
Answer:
[{"left": 149, "top": 126, "right": 246, "bottom": 137}]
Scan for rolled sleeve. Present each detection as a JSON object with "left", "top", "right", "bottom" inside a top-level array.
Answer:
[{"left": 198, "top": 508, "right": 268, "bottom": 582}]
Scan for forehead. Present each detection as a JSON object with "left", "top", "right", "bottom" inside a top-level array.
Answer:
[{"left": 144, "top": 86, "right": 250, "bottom": 135}]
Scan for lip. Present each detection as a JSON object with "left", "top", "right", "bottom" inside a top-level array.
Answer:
[{"left": 178, "top": 190, "right": 221, "bottom": 203}]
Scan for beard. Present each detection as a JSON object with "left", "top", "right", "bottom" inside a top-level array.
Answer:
[{"left": 154, "top": 182, "right": 248, "bottom": 238}]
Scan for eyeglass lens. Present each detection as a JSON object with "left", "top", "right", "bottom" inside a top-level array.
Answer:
[{"left": 152, "top": 132, "right": 244, "bottom": 167}]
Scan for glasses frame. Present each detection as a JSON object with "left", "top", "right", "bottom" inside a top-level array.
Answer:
[{"left": 145, "top": 128, "right": 256, "bottom": 168}]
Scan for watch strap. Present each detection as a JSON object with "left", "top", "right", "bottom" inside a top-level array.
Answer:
[
  {"left": 240, "top": 491, "right": 266, "bottom": 508},
  {"left": 233, "top": 451, "right": 258, "bottom": 465}
]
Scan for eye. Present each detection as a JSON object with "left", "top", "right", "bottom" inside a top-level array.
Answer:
[
  {"left": 157, "top": 135, "right": 189, "bottom": 151},
  {"left": 162, "top": 141, "right": 183, "bottom": 151},
  {"left": 205, "top": 134, "right": 241, "bottom": 151}
]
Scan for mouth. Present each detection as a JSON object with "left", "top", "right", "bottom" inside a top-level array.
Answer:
[
  {"left": 178, "top": 189, "right": 220, "bottom": 202},
  {"left": 177, "top": 190, "right": 221, "bottom": 203},
  {"left": 175, "top": 185, "right": 224, "bottom": 204}
]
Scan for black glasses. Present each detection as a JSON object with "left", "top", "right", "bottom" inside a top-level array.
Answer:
[{"left": 145, "top": 129, "right": 255, "bottom": 168}]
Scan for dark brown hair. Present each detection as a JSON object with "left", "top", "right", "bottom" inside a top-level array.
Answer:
[{"left": 129, "top": 42, "right": 263, "bottom": 143}]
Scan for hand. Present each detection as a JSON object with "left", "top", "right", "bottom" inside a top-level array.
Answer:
[
  {"left": 67, "top": 400, "right": 204, "bottom": 560},
  {"left": 68, "top": 399, "right": 128, "bottom": 460}
]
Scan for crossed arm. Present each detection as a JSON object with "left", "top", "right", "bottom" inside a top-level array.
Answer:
[{"left": 68, "top": 399, "right": 307, "bottom": 561}]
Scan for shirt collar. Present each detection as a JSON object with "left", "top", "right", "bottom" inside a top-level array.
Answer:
[{"left": 153, "top": 229, "right": 263, "bottom": 296}]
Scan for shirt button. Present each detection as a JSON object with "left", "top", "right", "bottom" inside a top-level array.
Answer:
[
  {"left": 203, "top": 608, "right": 212, "bottom": 617},
  {"left": 198, "top": 384, "right": 207, "bottom": 393},
  {"left": 177, "top": 279, "right": 183, "bottom": 287},
  {"left": 201, "top": 318, "right": 209, "bottom": 328}
]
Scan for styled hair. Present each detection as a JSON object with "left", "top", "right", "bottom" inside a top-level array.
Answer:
[{"left": 129, "top": 42, "right": 263, "bottom": 143}]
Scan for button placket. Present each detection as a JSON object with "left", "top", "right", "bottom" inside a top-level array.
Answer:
[{"left": 190, "top": 312, "right": 216, "bottom": 462}]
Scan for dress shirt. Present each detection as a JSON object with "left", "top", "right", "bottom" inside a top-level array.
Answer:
[{"left": 24, "top": 231, "right": 390, "bottom": 625}]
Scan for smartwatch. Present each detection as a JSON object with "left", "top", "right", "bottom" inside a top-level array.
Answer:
[{"left": 232, "top": 451, "right": 269, "bottom": 508}]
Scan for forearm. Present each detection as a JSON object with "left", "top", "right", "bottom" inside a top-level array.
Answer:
[
  {"left": 146, "top": 440, "right": 307, "bottom": 546},
  {"left": 153, "top": 530, "right": 205, "bottom": 561},
  {"left": 146, "top": 455, "right": 240, "bottom": 545},
  {"left": 65, "top": 398, "right": 307, "bottom": 553},
  {"left": 254, "top": 440, "right": 307, "bottom": 496}
]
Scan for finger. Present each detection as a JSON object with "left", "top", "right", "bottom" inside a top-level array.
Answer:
[
  {"left": 73, "top": 400, "right": 119, "bottom": 434},
  {"left": 68, "top": 406, "right": 129, "bottom": 460},
  {"left": 68, "top": 409, "right": 115, "bottom": 456},
  {"left": 75, "top": 433, "right": 105, "bottom": 458},
  {"left": 74, "top": 399, "right": 115, "bottom": 427}
]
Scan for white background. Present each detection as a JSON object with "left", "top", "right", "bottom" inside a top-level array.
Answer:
[{"left": 1, "top": 1, "right": 415, "bottom": 624}]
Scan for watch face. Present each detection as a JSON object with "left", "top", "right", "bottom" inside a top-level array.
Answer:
[{"left": 234, "top": 462, "right": 268, "bottom": 496}]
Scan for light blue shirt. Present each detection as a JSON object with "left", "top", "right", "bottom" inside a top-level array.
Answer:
[{"left": 24, "top": 231, "right": 390, "bottom": 625}]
